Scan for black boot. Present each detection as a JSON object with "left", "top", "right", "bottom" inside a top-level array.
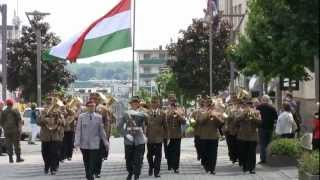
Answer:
[
  {"left": 16, "top": 154, "right": 24, "bottom": 163},
  {"left": 148, "top": 168, "right": 153, "bottom": 176},
  {"left": 126, "top": 173, "right": 133, "bottom": 180},
  {"left": 9, "top": 155, "right": 14, "bottom": 163}
]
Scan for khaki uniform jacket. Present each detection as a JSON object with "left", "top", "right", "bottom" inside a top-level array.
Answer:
[
  {"left": 166, "top": 108, "right": 186, "bottom": 139},
  {"left": 197, "top": 110, "right": 223, "bottom": 140},
  {"left": 236, "top": 108, "right": 261, "bottom": 142},
  {"left": 190, "top": 109, "right": 202, "bottom": 136},
  {"left": 38, "top": 111, "right": 65, "bottom": 142},
  {"left": 223, "top": 106, "right": 241, "bottom": 136},
  {"left": 146, "top": 109, "right": 167, "bottom": 143},
  {"left": 0, "top": 108, "right": 22, "bottom": 135}
]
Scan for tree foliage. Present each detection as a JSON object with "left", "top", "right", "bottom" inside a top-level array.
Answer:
[
  {"left": 7, "top": 16, "right": 75, "bottom": 102},
  {"left": 155, "top": 70, "right": 182, "bottom": 99},
  {"left": 167, "top": 18, "right": 232, "bottom": 99},
  {"left": 229, "top": 0, "right": 319, "bottom": 81}
]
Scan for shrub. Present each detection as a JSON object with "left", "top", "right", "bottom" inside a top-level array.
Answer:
[
  {"left": 269, "top": 138, "right": 303, "bottom": 158},
  {"left": 300, "top": 151, "right": 320, "bottom": 175},
  {"left": 111, "top": 127, "right": 121, "bottom": 138}
]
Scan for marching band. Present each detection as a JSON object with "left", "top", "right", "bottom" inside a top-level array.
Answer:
[{"left": 11, "top": 91, "right": 265, "bottom": 180}]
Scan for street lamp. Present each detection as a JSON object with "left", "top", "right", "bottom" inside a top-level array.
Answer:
[
  {"left": 25, "top": 11, "right": 50, "bottom": 106},
  {"left": 0, "top": 4, "right": 7, "bottom": 101}
]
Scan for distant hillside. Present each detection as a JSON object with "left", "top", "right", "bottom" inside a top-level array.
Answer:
[{"left": 67, "top": 61, "right": 132, "bottom": 80}]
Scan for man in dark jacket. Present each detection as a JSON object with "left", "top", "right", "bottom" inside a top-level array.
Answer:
[{"left": 256, "top": 95, "right": 277, "bottom": 164}]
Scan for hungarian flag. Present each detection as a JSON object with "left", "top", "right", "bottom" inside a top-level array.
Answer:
[{"left": 44, "top": 0, "right": 131, "bottom": 63}]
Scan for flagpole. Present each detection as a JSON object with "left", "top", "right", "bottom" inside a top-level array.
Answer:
[{"left": 131, "top": 0, "right": 136, "bottom": 97}]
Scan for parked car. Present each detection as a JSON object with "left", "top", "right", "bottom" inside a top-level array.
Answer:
[{"left": 21, "top": 107, "right": 44, "bottom": 141}]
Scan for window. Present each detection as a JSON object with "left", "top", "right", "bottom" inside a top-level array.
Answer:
[
  {"left": 145, "top": 80, "right": 151, "bottom": 86},
  {"left": 143, "top": 67, "right": 151, "bottom": 74},
  {"left": 143, "top": 53, "right": 151, "bottom": 59},
  {"left": 159, "top": 53, "right": 165, "bottom": 59}
]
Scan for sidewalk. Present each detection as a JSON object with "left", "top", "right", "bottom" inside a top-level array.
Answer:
[{"left": 0, "top": 138, "right": 299, "bottom": 180}]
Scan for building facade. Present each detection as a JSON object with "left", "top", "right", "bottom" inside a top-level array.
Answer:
[{"left": 136, "top": 47, "right": 168, "bottom": 95}]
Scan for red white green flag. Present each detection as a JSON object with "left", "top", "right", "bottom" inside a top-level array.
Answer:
[{"left": 45, "top": 0, "right": 131, "bottom": 62}]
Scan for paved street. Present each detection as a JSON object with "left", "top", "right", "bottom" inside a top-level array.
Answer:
[{"left": 0, "top": 138, "right": 298, "bottom": 180}]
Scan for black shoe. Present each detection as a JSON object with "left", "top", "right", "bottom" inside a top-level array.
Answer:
[
  {"left": 154, "top": 174, "right": 161, "bottom": 178},
  {"left": 95, "top": 174, "right": 101, "bottom": 178},
  {"left": 9, "top": 156, "right": 14, "bottom": 163},
  {"left": 174, "top": 169, "right": 179, "bottom": 173},
  {"left": 258, "top": 161, "right": 266, "bottom": 164},
  {"left": 168, "top": 167, "right": 172, "bottom": 171},
  {"left": 44, "top": 169, "right": 49, "bottom": 174},
  {"left": 250, "top": 170, "right": 256, "bottom": 174},
  {"left": 16, "top": 154, "right": 24, "bottom": 163},
  {"left": 148, "top": 168, "right": 153, "bottom": 176},
  {"left": 210, "top": 171, "right": 216, "bottom": 175},
  {"left": 51, "top": 170, "right": 57, "bottom": 175},
  {"left": 126, "top": 173, "right": 133, "bottom": 180},
  {"left": 134, "top": 175, "right": 139, "bottom": 180},
  {"left": 67, "top": 158, "right": 72, "bottom": 161}
]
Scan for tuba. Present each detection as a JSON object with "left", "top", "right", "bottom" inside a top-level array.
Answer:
[
  {"left": 65, "top": 96, "right": 82, "bottom": 125},
  {"left": 237, "top": 89, "right": 250, "bottom": 100},
  {"left": 44, "top": 97, "right": 64, "bottom": 130}
]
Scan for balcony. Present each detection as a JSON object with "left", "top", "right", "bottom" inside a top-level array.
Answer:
[{"left": 139, "top": 59, "right": 167, "bottom": 65}]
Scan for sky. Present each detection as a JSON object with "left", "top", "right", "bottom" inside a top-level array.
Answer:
[{"left": 2, "top": 0, "right": 207, "bottom": 63}]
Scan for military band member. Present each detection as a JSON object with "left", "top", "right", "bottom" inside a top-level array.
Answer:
[
  {"left": 0, "top": 99, "right": 24, "bottom": 163},
  {"left": 165, "top": 94, "right": 186, "bottom": 173},
  {"left": 38, "top": 97, "right": 65, "bottom": 175},
  {"left": 145, "top": 96, "right": 167, "bottom": 178},
  {"left": 224, "top": 97, "right": 241, "bottom": 164},
  {"left": 236, "top": 100, "right": 261, "bottom": 174},
  {"left": 190, "top": 95, "right": 205, "bottom": 161},
  {"left": 197, "top": 96, "right": 223, "bottom": 174},
  {"left": 95, "top": 98, "right": 116, "bottom": 178},
  {"left": 117, "top": 96, "right": 148, "bottom": 180}
]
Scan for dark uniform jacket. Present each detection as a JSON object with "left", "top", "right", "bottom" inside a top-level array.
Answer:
[
  {"left": 38, "top": 110, "right": 65, "bottom": 142},
  {"left": 197, "top": 110, "right": 223, "bottom": 140},
  {"left": 146, "top": 108, "right": 167, "bottom": 143},
  {"left": 0, "top": 108, "right": 22, "bottom": 135},
  {"left": 236, "top": 108, "right": 261, "bottom": 141}
]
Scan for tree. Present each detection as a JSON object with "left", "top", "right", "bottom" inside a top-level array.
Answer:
[
  {"left": 229, "top": 0, "right": 319, "bottom": 81},
  {"left": 167, "top": 18, "right": 232, "bottom": 99},
  {"left": 155, "top": 70, "right": 182, "bottom": 99},
  {"left": 7, "top": 16, "right": 75, "bottom": 102}
]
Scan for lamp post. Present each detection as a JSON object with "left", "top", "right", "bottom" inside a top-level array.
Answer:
[
  {"left": 25, "top": 11, "right": 50, "bottom": 106},
  {"left": 0, "top": 4, "right": 7, "bottom": 101}
]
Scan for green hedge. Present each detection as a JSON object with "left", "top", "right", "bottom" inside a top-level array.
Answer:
[
  {"left": 269, "top": 138, "right": 303, "bottom": 158},
  {"left": 300, "top": 151, "right": 320, "bottom": 175}
]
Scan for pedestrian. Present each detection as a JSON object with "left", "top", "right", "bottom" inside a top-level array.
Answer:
[
  {"left": 165, "top": 94, "right": 186, "bottom": 173},
  {"left": 236, "top": 100, "right": 261, "bottom": 174},
  {"left": 0, "top": 99, "right": 24, "bottom": 163},
  {"left": 38, "top": 97, "right": 65, "bottom": 175},
  {"left": 256, "top": 95, "right": 278, "bottom": 164},
  {"left": 0, "top": 100, "right": 6, "bottom": 156},
  {"left": 284, "top": 93, "right": 301, "bottom": 135},
  {"left": 28, "top": 103, "right": 39, "bottom": 145},
  {"left": 117, "top": 96, "right": 148, "bottom": 180},
  {"left": 74, "top": 100, "right": 109, "bottom": 180},
  {"left": 312, "top": 111, "right": 320, "bottom": 150},
  {"left": 197, "top": 96, "right": 223, "bottom": 174},
  {"left": 146, "top": 96, "right": 167, "bottom": 178},
  {"left": 275, "top": 103, "right": 297, "bottom": 138}
]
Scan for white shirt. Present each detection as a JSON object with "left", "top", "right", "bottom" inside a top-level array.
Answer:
[{"left": 275, "top": 111, "right": 297, "bottom": 135}]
